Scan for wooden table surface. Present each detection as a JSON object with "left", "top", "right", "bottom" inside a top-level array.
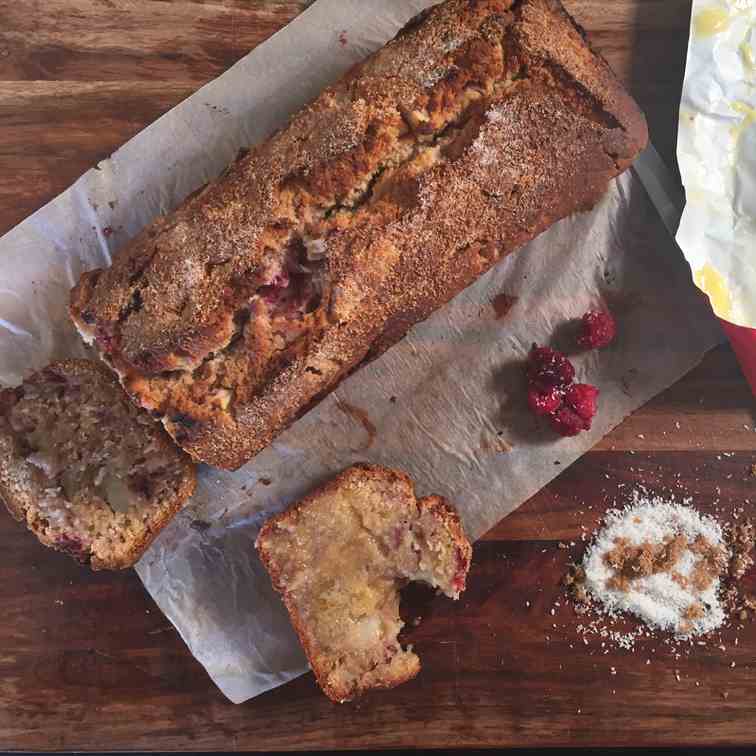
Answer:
[{"left": 1, "top": 0, "right": 755, "bottom": 750}]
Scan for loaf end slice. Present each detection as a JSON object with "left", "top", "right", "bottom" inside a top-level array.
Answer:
[
  {"left": 256, "top": 464, "right": 472, "bottom": 702},
  {"left": 0, "top": 360, "right": 196, "bottom": 569}
]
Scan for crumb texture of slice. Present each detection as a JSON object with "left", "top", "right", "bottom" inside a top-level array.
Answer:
[
  {"left": 0, "top": 360, "right": 196, "bottom": 570},
  {"left": 255, "top": 464, "right": 472, "bottom": 702}
]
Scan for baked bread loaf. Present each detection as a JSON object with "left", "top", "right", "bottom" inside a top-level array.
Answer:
[
  {"left": 256, "top": 464, "right": 472, "bottom": 702},
  {"left": 70, "top": 0, "right": 647, "bottom": 470},
  {"left": 0, "top": 360, "right": 196, "bottom": 569}
]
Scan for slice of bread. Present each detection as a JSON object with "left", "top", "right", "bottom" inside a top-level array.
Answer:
[
  {"left": 0, "top": 360, "right": 196, "bottom": 570},
  {"left": 256, "top": 464, "right": 472, "bottom": 702}
]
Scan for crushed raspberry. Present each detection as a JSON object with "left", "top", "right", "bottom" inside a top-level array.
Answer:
[
  {"left": 392, "top": 526, "right": 404, "bottom": 549},
  {"left": 527, "top": 385, "right": 564, "bottom": 416},
  {"left": 564, "top": 383, "right": 599, "bottom": 423},
  {"left": 550, "top": 406, "right": 588, "bottom": 437},
  {"left": 452, "top": 549, "right": 469, "bottom": 592},
  {"left": 577, "top": 309, "right": 616, "bottom": 350},
  {"left": 95, "top": 325, "right": 117, "bottom": 355},
  {"left": 55, "top": 534, "right": 86, "bottom": 558},
  {"left": 526, "top": 345, "right": 575, "bottom": 389},
  {"left": 267, "top": 270, "right": 290, "bottom": 289},
  {"left": 549, "top": 384, "right": 600, "bottom": 436}
]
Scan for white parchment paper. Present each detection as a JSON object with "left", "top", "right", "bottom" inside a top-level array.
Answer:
[
  {"left": 0, "top": 0, "right": 723, "bottom": 703},
  {"left": 677, "top": 0, "right": 756, "bottom": 327}
]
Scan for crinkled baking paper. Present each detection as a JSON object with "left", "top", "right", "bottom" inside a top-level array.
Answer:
[{"left": 0, "top": 0, "right": 722, "bottom": 703}]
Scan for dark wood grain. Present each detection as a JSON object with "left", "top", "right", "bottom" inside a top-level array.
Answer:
[{"left": 0, "top": 0, "right": 755, "bottom": 750}]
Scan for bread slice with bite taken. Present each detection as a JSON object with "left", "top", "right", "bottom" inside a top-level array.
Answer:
[{"left": 256, "top": 464, "right": 472, "bottom": 702}]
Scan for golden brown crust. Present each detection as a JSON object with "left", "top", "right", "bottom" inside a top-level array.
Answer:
[
  {"left": 256, "top": 464, "right": 472, "bottom": 702},
  {"left": 0, "top": 360, "right": 196, "bottom": 570},
  {"left": 70, "top": 0, "right": 647, "bottom": 470}
]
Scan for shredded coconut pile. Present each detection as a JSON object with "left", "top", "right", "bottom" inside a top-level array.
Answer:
[{"left": 581, "top": 494, "right": 729, "bottom": 638}]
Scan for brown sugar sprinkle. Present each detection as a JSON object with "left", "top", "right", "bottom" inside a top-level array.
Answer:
[
  {"left": 602, "top": 534, "right": 725, "bottom": 601},
  {"left": 671, "top": 570, "right": 689, "bottom": 589},
  {"left": 726, "top": 521, "right": 755, "bottom": 580},
  {"left": 570, "top": 496, "right": 751, "bottom": 640},
  {"left": 683, "top": 603, "right": 706, "bottom": 621},
  {"left": 566, "top": 493, "right": 755, "bottom": 661},
  {"left": 689, "top": 535, "right": 730, "bottom": 592}
]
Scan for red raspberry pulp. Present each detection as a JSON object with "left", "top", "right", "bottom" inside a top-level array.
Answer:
[
  {"left": 577, "top": 310, "right": 616, "bottom": 350},
  {"left": 565, "top": 383, "right": 599, "bottom": 423},
  {"left": 549, "top": 406, "right": 587, "bottom": 437},
  {"left": 526, "top": 345, "right": 575, "bottom": 389},
  {"left": 527, "top": 385, "right": 564, "bottom": 416}
]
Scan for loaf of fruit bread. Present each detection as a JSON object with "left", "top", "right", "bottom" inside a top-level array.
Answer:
[
  {"left": 70, "top": 0, "right": 647, "bottom": 470},
  {"left": 256, "top": 464, "right": 472, "bottom": 702},
  {"left": 0, "top": 360, "right": 196, "bottom": 569}
]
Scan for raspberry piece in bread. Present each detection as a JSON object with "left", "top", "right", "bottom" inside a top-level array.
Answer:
[
  {"left": 256, "top": 464, "right": 472, "bottom": 702},
  {"left": 0, "top": 360, "right": 196, "bottom": 569}
]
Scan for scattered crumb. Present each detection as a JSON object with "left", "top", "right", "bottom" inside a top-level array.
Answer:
[
  {"left": 495, "top": 437, "right": 513, "bottom": 453},
  {"left": 481, "top": 431, "right": 512, "bottom": 454}
]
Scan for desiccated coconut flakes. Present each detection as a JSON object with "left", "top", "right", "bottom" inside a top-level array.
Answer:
[{"left": 580, "top": 493, "right": 729, "bottom": 638}]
